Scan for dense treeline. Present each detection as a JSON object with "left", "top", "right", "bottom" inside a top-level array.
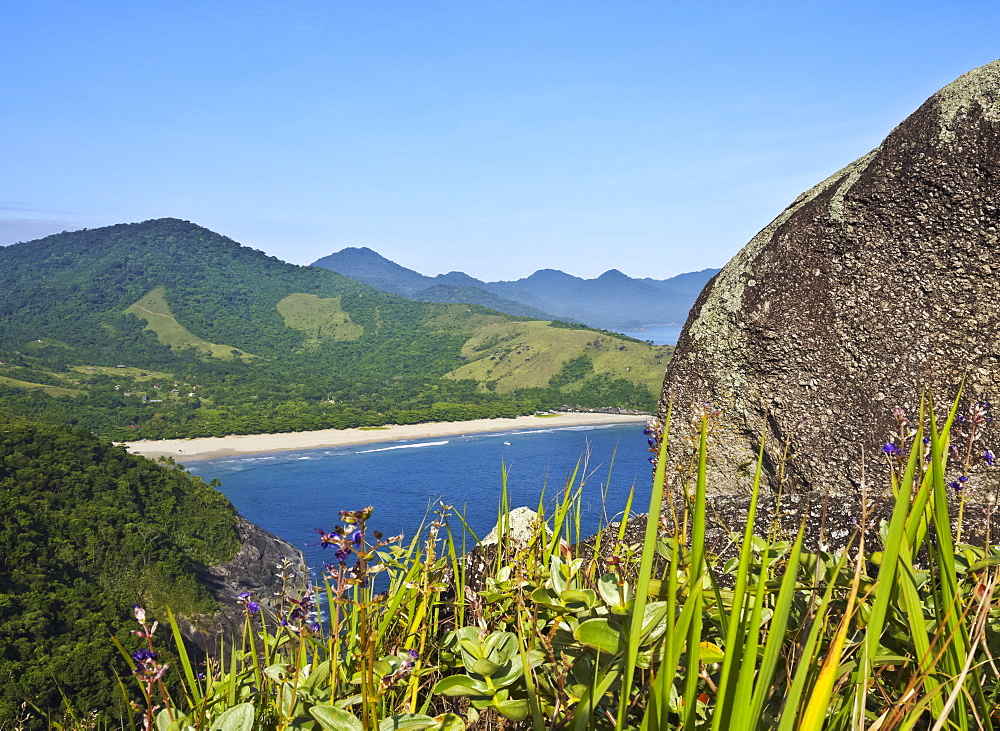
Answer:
[
  {"left": 0, "top": 411, "right": 240, "bottom": 721},
  {"left": 0, "top": 352, "right": 655, "bottom": 442}
]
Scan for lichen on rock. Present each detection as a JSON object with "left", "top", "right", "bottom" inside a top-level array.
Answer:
[{"left": 659, "top": 59, "right": 1000, "bottom": 498}]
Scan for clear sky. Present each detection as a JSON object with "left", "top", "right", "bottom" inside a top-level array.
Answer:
[{"left": 2, "top": 1, "right": 998, "bottom": 281}]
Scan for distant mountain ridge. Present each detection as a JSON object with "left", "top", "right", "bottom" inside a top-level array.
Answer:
[{"left": 311, "top": 247, "right": 719, "bottom": 330}]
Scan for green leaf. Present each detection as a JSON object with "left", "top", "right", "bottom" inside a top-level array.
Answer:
[
  {"left": 967, "top": 556, "right": 1000, "bottom": 572},
  {"left": 263, "top": 663, "right": 290, "bottom": 683},
  {"left": 485, "top": 660, "right": 524, "bottom": 688},
  {"left": 699, "top": 641, "right": 725, "bottom": 663},
  {"left": 433, "top": 674, "right": 491, "bottom": 698},
  {"left": 210, "top": 703, "right": 256, "bottom": 731},
  {"left": 574, "top": 618, "right": 626, "bottom": 654},
  {"left": 429, "top": 714, "right": 466, "bottom": 731},
  {"left": 471, "top": 657, "right": 503, "bottom": 676},
  {"left": 597, "top": 572, "right": 624, "bottom": 606},
  {"left": 493, "top": 698, "right": 530, "bottom": 721},
  {"left": 559, "top": 588, "right": 597, "bottom": 611},
  {"left": 530, "top": 586, "right": 561, "bottom": 610},
  {"left": 645, "top": 578, "right": 672, "bottom": 599},
  {"left": 379, "top": 713, "right": 438, "bottom": 730},
  {"left": 310, "top": 706, "right": 364, "bottom": 731},
  {"left": 482, "top": 631, "right": 517, "bottom": 665}
]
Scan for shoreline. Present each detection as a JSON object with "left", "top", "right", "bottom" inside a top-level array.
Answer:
[{"left": 122, "top": 413, "right": 649, "bottom": 462}]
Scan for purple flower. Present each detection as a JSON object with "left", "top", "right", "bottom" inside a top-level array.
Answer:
[
  {"left": 238, "top": 591, "right": 251, "bottom": 601},
  {"left": 334, "top": 546, "right": 350, "bottom": 562},
  {"left": 882, "top": 443, "right": 899, "bottom": 456},
  {"left": 247, "top": 601, "right": 260, "bottom": 615},
  {"left": 959, "top": 475, "right": 969, "bottom": 483},
  {"left": 351, "top": 530, "right": 362, "bottom": 547},
  {"left": 132, "top": 648, "right": 157, "bottom": 664},
  {"left": 985, "top": 450, "right": 996, "bottom": 467},
  {"left": 950, "top": 481, "right": 964, "bottom": 492}
]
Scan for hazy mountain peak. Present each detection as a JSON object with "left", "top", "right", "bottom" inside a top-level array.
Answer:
[
  {"left": 596, "top": 269, "right": 629, "bottom": 280},
  {"left": 311, "top": 246, "right": 719, "bottom": 329}
]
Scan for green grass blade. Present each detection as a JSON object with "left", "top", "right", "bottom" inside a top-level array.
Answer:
[
  {"left": 681, "top": 415, "right": 709, "bottom": 731},
  {"left": 746, "top": 522, "right": 806, "bottom": 724},
  {"left": 775, "top": 550, "right": 848, "bottom": 731},
  {"left": 711, "top": 431, "right": 767, "bottom": 731},
  {"left": 166, "top": 606, "right": 201, "bottom": 708},
  {"left": 616, "top": 407, "right": 671, "bottom": 729}
]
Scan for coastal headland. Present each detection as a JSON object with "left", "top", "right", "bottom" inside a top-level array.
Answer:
[{"left": 123, "top": 412, "right": 648, "bottom": 462}]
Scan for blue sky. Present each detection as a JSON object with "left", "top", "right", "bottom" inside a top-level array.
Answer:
[{"left": 2, "top": 1, "right": 999, "bottom": 280}]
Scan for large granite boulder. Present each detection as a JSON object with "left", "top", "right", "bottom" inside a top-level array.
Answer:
[{"left": 659, "top": 60, "right": 1000, "bottom": 496}]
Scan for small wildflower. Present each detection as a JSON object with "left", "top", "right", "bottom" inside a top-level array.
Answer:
[
  {"left": 133, "top": 605, "right": 146, "bottom": 623},
  {"left": 132, "top": 648, "right": 157, "bottom": 665},
  {"left": 315, "top": 529, "right": 339, "bottom": 549},
  {"left": 951, "top": 481, "right": 964, "bottom": 492},
  {"left": 959, "top": 475, "right": 970, "bottom": 483},
  {"left": 237, "top": 592, "right": 260, "bottom": 615},
  {"left": 985, "top": 450, "right": 996, "bottom": 467},
  {"left": 882, "top": 443, "right": 899, "bottom": 456}
]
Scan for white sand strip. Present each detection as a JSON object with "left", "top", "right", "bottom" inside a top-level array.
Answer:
[{"left": 122, "top": 413, "right": 648, "bottom": 462}]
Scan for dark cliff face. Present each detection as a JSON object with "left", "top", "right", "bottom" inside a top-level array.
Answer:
[
  {"left": 659, "top": 60, "right": 1000, "bottom": 496},
  {"left": 183, "top": 517, "right": 309, "bottom": 650}
]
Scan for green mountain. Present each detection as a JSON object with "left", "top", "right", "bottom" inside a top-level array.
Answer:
[
  {"left": 0, "top": 410, "right": 241, "bottom": 722},
  {"left": 0, "top": 219, "right": 671, "bottom": 439}
]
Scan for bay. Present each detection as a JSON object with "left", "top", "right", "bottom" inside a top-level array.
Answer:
[
  {"left": 616, "top": 325, "right": 682, "bottom": 345},
  {"left": 185, "top": 422, "right": 653, "bottom": 575}
]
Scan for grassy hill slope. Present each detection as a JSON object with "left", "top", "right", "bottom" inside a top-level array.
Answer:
[{"left": 0, "top": 219, "right": 669, "bottom": 439}]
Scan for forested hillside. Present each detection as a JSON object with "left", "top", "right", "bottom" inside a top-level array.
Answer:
[
  {"left": 0, "top": 411, "right": 240, "bottom": 722},
  {"left": 0, "top": 219, "right": 670, "bottom": 440}
]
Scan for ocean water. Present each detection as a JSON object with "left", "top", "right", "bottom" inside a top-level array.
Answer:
[
  {"left": 617, "top": 325, "right": 682, "bottom": 345},
  {"left": 185, "top": 422, "right": 653, "bottom": 575}
]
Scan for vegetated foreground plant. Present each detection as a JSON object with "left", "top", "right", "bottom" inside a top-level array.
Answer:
[{"left": 105, "top": 395, "right": 1000, "bottom": 730}]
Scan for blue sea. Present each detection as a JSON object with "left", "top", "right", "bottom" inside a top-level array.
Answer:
[
  {"left": 616, "top": 326, "right": 682, "bottom": 345},
  {"left": 185, "top": 422, "right": 653, "bottom": 575}
]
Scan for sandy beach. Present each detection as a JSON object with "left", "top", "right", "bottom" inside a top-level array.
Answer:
[{"left": 123, "top": 413, "right": 649, "bottom": 462}]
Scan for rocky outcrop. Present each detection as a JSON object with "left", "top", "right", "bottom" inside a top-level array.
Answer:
[
  {"left": 659, "top": 60, "right": 1000, "bottom": 496},
  {"left": 182, "top": 517, "right": 308, "bottom": 651}
]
